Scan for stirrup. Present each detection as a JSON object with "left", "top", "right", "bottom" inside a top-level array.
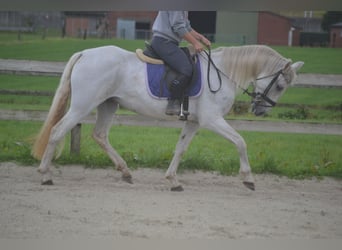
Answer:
[{"left": 179, "top": 102, "right": 189, "bottom": 121}]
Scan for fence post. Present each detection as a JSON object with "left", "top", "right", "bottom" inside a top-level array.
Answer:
[{"left": 70, "top": 123, "right": 82, "bottom": 154}]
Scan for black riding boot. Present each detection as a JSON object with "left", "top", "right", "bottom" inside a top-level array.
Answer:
[
  {"left": 165, "top": 99, "right": 181, "bottom": 115},
  {"left": 165, "top": 74, "right": 191, "bottom": 116}
]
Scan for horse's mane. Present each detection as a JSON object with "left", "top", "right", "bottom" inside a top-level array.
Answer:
[{"left": 212, "top": 45, "right": 292, "bottom": 90}]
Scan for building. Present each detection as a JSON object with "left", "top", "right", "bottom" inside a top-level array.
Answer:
[
  {"left": 215, "top": 11, "right": 259, "bottom": 44},
  {"left": 215, "top": 11, "right": 302, "bottom": 46},
  {"left": 64, "top": 11, "right": 157, "bottom": 39},
  {"left": 0, "top": 11, "right": 63, "bottom": 32},
  {"left": 64, "top": 12, "right": 107, "bottom": 38},
  {"left": 330, "top": 22, "right": 342, "bottom": 48},
  {"left": 257, "top": 12, "right": 301, "bottom": 46},
  {"left": 107, "top": 11, "right": 157, "bottom": 40},
  {"left": 63, "top": 11, "right": 304, "bottom": 46},
  {"left": 188, "top": 11, "right": 216, "bottom": 41},
  {"left": 0, "top": 11, "right": 318, "bottom": 47}
]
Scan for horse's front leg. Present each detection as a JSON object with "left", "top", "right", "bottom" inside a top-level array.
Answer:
[
  {"left": 165, "top": 121, "right": 199, "bottom": 191},
  {"left": 204, "top": 117, "right": 255, "bottom": 190}
]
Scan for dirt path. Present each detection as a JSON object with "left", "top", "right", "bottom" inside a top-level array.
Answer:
[{"left": 0, "top": 162, "right": 341, "bottom": 239}]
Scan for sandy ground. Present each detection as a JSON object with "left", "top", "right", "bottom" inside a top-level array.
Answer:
[{"left": 0, "top": 162, "right": 341, "bottom": 239}]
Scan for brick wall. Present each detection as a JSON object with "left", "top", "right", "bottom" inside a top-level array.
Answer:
[
  {"left": 258, "top": 12, "right": 300, "bottom": 46},
  {"left": 330, "top": 27, "right": 342, "bottom": 48},
  {"left": 65, "top": 17, "right": 89, "bottom": 37},
  {"left": 65, "top": 11, "right": 157, "bottom": 38}
]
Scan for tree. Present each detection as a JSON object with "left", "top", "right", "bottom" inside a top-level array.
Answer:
[{"left": 321, "top": 11, "right": 342, "bottom": 31}]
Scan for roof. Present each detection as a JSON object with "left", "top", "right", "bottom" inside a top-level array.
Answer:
[
  {"left": 259, "top": 11, "right": 293, "bottom": 22},
  {"left": 331, "top": 22, "right": 342, "bottom": 27}
]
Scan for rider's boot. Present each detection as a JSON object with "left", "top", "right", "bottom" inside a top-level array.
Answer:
[
  {"left": 165, "top": 99, "right": 181, "bottom": 115},
  {"left": 165, "top": 74, "right": 191, "bottom": 116}
]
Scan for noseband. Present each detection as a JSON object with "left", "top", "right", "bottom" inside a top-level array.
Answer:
[{"left": 243, "top": 69, "right": 284, "bottom": 107}]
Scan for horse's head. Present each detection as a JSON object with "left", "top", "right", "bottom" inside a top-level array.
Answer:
[{"left": 250, "top": 61, "right": 304, "bottom": 116}]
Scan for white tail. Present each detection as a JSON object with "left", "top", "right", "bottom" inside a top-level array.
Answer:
[{"left": 32, "top": 52, "right": 82, "bottom": 160}]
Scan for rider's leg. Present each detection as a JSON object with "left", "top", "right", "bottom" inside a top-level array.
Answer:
[
  {"left": 151, "top": 36, "right": 193, "bottom": 115},
  {"left": 165, "top": 74, "right": 191, "bottom": 115}
]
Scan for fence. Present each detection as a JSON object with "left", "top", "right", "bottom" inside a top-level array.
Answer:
[{"left": 300, "top": 32, "right": 330, "bottom": 47}]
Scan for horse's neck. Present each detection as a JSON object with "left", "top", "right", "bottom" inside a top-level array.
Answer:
[{"left": 221, "top": 46, "right": 283, "bottom": 90}]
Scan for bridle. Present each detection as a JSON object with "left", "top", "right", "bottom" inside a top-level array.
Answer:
[
  {"left": 242, "top": 69, "right": 284, "bottom": 108},
  {"left": 201, "top": 48, "right": 287, "bottom": 107}
]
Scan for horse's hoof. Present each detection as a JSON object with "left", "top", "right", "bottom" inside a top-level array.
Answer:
[
  {"left": 122, "top": 175, "right": 133, "bottom": 184},
  {"left": 243, "top": 181, "right": 255, "bottom": 191},
  {"left": 171, "top": 185, "right": 184, "bottom": 192},
  {"left": 41, "top": 180, "right": 54, "bottom": 185}
]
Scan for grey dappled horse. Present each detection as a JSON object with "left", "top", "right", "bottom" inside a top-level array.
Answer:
[{"left": 32, "top": 45, "right": 304, "bottom": 191}]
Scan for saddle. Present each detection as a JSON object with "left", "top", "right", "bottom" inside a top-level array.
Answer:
[
  {"left": 136, "top": 42, "right": 197, "bottom": 64},
  {"left": 136, "top": 42, "right": 199, "bottom": 120}
]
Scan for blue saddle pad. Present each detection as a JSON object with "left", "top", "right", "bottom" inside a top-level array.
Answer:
[{"left": 146, "top": 59, "right": 202, "bottom": 99}]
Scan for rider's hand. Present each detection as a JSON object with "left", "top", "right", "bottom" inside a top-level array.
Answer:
[
  {"left": 200, "top": 36, "right": 211, "bottom": 48},
  {"left": 193, "top": 41, "right": 205, "bottom": 53}
]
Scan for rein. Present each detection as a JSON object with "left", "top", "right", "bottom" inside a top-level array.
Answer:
[{"left": 202, "top": 48, "right": 223, "bottom": 93}]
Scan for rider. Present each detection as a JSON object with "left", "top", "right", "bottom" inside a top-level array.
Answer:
[{"left": 150, "top": 11, "right": 211, "bottom": 115}]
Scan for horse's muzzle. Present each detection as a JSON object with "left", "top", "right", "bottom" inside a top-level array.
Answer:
[{"left": 251, "top": 101, "right": 267, "bottom": 116}]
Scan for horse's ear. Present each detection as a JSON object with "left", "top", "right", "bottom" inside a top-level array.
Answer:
[
  {"left": 291, "top": 61, "right": 304, "bottom": 72},
  {"left": 284, "top": 60, "right": 292, "bottom": 70}
]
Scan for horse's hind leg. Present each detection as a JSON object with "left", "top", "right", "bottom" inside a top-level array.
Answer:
[
  {"left": 38, "top": 110, "right": 85, "bottom": 184},
  {"left": 92, "top": 98, "right": 132, "bottom": 183}
]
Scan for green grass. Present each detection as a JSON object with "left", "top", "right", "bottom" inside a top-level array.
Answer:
[
  {"left": 0, "top": 36, "right": 146, "bottom": 61},
  {"left": 235, "top": 87, "right": 342, "bottom": 107},
  {"left": 0, "top": 75, "right": 58, "bottom": 110},
  {"left": 271, "top": 46, "right": 342, "bottom": 74},
  {"left": 0, "top": 33, "right": 342, "bottom": 74},
  {"left": 232, "top": 87, "right": 342, "bottom": 123},
  {"left": 0, "top": 75, "right": 59, "bottom": 91},
  {"left": 278, "top": 87, "right": 342, "bottom": 106},
  {"left": 1, "top": 121, "right": 341, "bottom": 179}
]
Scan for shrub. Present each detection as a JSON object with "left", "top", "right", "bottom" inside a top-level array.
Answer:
[{"left": 278, "top": 105, "right": 312, "bottom": 120}]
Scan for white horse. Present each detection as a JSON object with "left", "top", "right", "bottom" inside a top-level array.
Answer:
[{"left": 32, "top": 44, "right": 303, "bottom": 191}]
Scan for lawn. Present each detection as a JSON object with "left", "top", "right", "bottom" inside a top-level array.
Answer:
[
  {"left": 0, "top": 35, "right": 145, "bottom": 62},
  {"left": 0, "top": 33, "right": 342, "bottom": 74},
  {"left": 1, "top": 121, "right": 341, "bottom": 179},
  {"left": 271, "top": 46, "right": 342, "bottom": 74}
]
